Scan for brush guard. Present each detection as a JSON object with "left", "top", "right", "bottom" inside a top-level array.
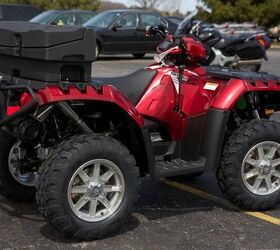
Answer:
[{"left": 0, "top": 77, "right": 39, "bottom": 128}]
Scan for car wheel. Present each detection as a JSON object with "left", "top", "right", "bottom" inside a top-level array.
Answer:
[
  {"left": 95, "top": 44, "right": 100, "bottom": 60},
  {"left": 0, "top": 131, "right": 37, "bottom": 202},
  {"left": 237, "top": 64, "right": 261, "bottom": 72},
  {"left": 132, "top": 53, "right": 145, "bottom": 59},
  {"left": 217, "top": 120, "right": 280, "bottom": 211},
  {"left": 36, "top": 134, "right": 139, "bottom": 240}
]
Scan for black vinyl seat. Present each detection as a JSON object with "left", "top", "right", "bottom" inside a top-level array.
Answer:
[{"left": 92, "top": 69, "right": 157, "bottom": 105}]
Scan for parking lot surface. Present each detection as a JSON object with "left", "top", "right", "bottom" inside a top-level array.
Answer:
[
  {"left": 0, "top": 49, "right": 280, "bottom": 250},
  {"left": 92, "top": 49, "right": 279, "bottom": 77}
]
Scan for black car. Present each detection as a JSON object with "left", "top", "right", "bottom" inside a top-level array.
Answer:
[
  {"left": 84, "top": 9, "right": 178, "bottom": 58},
  {"left": 0, "top": 4, "right": 42, "bottom": 21},
  {"left": 30, "top": 10, "right": 96, "bottom": 26}
]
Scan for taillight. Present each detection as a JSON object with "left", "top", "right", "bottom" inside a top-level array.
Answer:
[
  {"left": 7, "top": 106, "right": 20, "bottom": 116},
  {"left": 257, "top": 34, "right": 270, "bottom": 49},
  {"left": 257, "top": 35, "right": 266, "bottom": 47},
  {"left": 6, "top": 92, "right": 32, "bottom": 116},
  {"left": 20, "top": 92, "right": 32, "bottom": 106}
]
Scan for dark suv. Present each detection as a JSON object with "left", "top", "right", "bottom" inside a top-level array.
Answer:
[
  {"left": 84, "top": 9, "right": 178, "bottom": 58},
  {"left": 30, "top": 10, "right": 96, "bottom": 26}
]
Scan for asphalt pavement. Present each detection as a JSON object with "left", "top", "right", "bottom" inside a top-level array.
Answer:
[
  {"left": 92, "top": 49, "right": 280, "bottom": 77},
  {"left": 0, "top": 49, "right": 280, "bottom": 250}
]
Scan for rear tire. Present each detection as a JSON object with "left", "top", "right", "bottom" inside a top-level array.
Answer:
[
  {"left": 217, "top": 120, "right": 280, "bottom": 211},
  {"left": 36, "top": 134, "right": 139, "bottom": 240},
  {"left": 133, "top": 53, "right": 145, "bottom": 59},
  {"left": 0, "top": 131, "right": 36, "bottom": 202}
]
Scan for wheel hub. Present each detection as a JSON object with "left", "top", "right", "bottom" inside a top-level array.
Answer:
[
  {"left": 260, "top": 159, "right": 272, "bottom": 175},
  {"left": 241, "top": 141, "right": 280, "bottom": 196},
  {"left": 87, "top": 181, "right": 103, "bottom": 198},
  {"left": 68, "top": 159, "right": 125, "bottom": 222}
]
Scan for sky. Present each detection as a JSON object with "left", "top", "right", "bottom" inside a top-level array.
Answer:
[{"left": 107, "top": 0, "right": 198, "bottom": 14}]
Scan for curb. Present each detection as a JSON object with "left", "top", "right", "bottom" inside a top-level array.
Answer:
[{"left": 271, "top": 45, "right": 280, "bottom": 49}]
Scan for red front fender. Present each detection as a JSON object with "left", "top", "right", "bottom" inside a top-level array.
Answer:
[
  {"left": 36, "top": 85, "right": 144, "bottom": 127},
  {"left": 210, "top": 78, "right": 280, "bottom": 110}
]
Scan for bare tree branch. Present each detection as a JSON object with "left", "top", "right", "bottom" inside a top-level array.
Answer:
[
  {"left": 135, "top": 0, "right": 169, "bottom": 10},
  {"left": 164, "top": 0, "right": 182, "bottom": 12}
]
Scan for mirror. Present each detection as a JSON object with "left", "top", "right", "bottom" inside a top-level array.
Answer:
[{"left": 111, "top": 25, "right": 122, "bottom": 31}]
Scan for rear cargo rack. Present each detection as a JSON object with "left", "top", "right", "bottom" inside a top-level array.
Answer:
[{"left": 205, "top": 66, "right": 280, "bottom": 85}]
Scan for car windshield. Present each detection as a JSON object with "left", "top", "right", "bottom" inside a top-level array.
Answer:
[
  {"left": 30, "top": 11, "right": 58, "bottom": 24},
  {"left": 84, "top": 11, "right": 121, "bottom": 28}
]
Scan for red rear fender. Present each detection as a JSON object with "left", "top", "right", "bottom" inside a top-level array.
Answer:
[{"left": 36, "top": 85, "right": 144, "bottom": 127}]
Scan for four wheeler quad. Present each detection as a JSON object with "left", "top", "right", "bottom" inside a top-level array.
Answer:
[{"left": 0, "top": 22, "right": 280, "bottom": 240}]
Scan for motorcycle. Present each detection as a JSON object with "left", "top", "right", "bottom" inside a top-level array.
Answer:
[
  {"left": 0, "top": 22, "right": 280, "bottom": 240},
  {"left": 177, "top": 11, "right": 271, "bottom": 71}
]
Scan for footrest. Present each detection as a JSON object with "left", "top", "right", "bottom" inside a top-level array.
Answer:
[{"left": 155, "top": 158, "right": 205, "bottom": 178}]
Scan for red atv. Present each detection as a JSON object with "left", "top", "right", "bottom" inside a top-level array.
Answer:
[{"left": 0, "top": 22, "right": 280, "bottom": 240}]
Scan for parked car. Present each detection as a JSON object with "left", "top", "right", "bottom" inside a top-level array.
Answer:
[
  {"left": 84, "top": 9, "right": 178, "bottom": 58},
  {"left": 0, "top": 4, "right": 41, "bottom": 21},
  {"left": 30, "top": 10, "right": 96, "bottom": 26}
]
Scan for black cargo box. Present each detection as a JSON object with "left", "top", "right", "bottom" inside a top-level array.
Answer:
[{"left": 0, "top": 21, "right": 95, "bottom": 82}]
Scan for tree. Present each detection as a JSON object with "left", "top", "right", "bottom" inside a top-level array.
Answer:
[
  {"left": 135, "top": 0, "right": 161, "bottom": 9},
  {"left": 99, "top": 1, "right": 127, "bottom": 11},
  {"left": 135, "top": 0, "right": 178, "bottom": 10},
  {"left": 255, "top": 0, "right": 280, "bottom": 27},
  {"left": 0, "top": 0, "right": 100, "bottom": 11},
  {"left": 198, "top": 0, "right": 280, "bottom": 27}
]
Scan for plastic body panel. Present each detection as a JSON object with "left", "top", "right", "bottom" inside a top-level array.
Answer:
[
  {"left": 36, "top": 85, "right": 144, "bottom": 128},
  {"left": 157, "top": 35, "right": 206, "bottom": 65},
  {"left": 137, "top": 65, "right": 222, "bottom": 140},
  {"left": 138, "top": 65, "right": 280, "bottom": 141},
  {"left": 199, "top": 29, "right": 222, "bottom": 47},
  {"left": 235, "top": 40, "right": 265, "bottom": 59}
]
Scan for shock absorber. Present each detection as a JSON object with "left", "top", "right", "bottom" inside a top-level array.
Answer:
[{"left": 247, "top": 93, "right": 260, "bottom": 119}]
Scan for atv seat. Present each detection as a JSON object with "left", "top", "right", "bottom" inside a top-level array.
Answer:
[{"left": 92, "top": 69, "right": 157, "bottom": 105}]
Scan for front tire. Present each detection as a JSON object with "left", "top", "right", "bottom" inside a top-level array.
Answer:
[
  {"left": 36, "top": 134, "right": 139, "bottom": 240},
  {"left": 217, "top": 120, "right": 280, "bottom": 211},
  {"left": 132, "top": 53, "right": 145, "bottom": 59}
]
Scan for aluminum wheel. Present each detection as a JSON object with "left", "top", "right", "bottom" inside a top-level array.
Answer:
[
  {"left": 241, "top": 141, "right": 280, "bottom": 195},
  {"left": 8, "top": 142, "right": 38, "bottom": 187},
  {"left": 67, "top": 159, "right": 125, "bottom": 222}
]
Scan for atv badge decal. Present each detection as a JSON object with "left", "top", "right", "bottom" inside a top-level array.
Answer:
[{"left": 204, "top": 82, "right": 219, "bottom": 91}]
